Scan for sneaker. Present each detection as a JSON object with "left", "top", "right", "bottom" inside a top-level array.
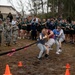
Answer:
[
  {"left": 38, "top": 58, "right": 42, "bottom": 60},
  {"left": 37, "top": 56, "right": 42, "bottom": 60},
  {"left": 18, "top": 37, "right": 21, "bottom": 39},
  {"left": 56, "top": 51, "right": 60, "bottom": 55},
  {"left": 58, "top": 49, "right": 62, "bottom": 52}
]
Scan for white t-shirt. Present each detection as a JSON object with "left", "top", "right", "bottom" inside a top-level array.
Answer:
[
  {"left": 11, "top": 20, "right": 17, "bottom": 25},
  {"left": 59, "top": 29, "right": 65, "bottom": 39}
]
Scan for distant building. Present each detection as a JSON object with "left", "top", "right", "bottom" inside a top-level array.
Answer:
[{"left": 0, "top": 5, "right": 18, "bottom": 19}]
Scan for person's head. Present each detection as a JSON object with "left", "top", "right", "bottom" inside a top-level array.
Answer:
[
  {"left": 72, "top": 21, "right": 75, "bottom": 25},
  {"left": 6, "top": 18, "right": 10, "bottom": 22},
  {"left": 24, "top": 18, "right": 27, "bottom": 22},
  {"left": 34, "top": 15, "right": 37, "bottom": 18},
  {"left": 38, "top": 18, "right": 41, "bottom": 22},
  {"left": 43, "top": 19, "right": 46, "bottom": 22},
  {"left": 61, "top": 19, "right": 65, "bottom": 23},
  {"left": 57, "top": 25, "right": 62, "bottom": 31},
  {"left": 27, "top": 15, "right": 32, "bottom": 21},
  {"left": 8, "top": 12, "right": 12, "bottom": 16},
  {"left": 47, "top": 19, "right": 50, "bottom": 22},
  {"left": 13, "top": 16, "right": 16, "bottom": 21},
  {"left": 64, "top": 19, "right": 67, "bottom": 23},
  {"left": 42, "top": 28, "right": 47, "bottom": 35}
]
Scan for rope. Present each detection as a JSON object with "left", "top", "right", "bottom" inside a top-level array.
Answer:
[{"left": 0, "top": 41, "right": 38, "bottom": 56}]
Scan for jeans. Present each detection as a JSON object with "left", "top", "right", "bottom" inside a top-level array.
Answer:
[{"left": 37, "top": 43, "right": 46, "bottom": 58}]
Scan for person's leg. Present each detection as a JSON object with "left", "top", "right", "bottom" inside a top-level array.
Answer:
[
  {"left": 72, "top": 33, "right": 75, "bottom": 44},
  {"left": 0, "top": 33, "right": 1, "bottom": 46},
  {"left": 18, "top": 29, "right": 21, "bottom": 39},
  {"left": 20, "top": 29, "right": 24, "bottom": 39},
  {"left": 55, "top": 40, "right": 60, "bottom": 54},
  {"left": 45, "top": 39, "right": 55, "bottom": 56},
  {"left": 34, "top": 31, "right": 37, "bottom": 40},
  {"left": 31, "top": 31, "right": 34, "bottom": 40},
  {"left": 24, "top": 30, "right": 27, "bottom": 39},
  {"left": 59, "top": 38, "right": 64, "bottom": 51},
  {"left": 7, "top": 33, "right": 11, "bottom": 46},
  {"left": 37, "top": 43, "right": 45, "bottom": 59},
  {"left": 13, "top": 33, "right": 17, "bottom": 44},
  {"left": 5, "top": 33, "right": 9, "bottom": 46},
  {"left": 23, "top": 30, "right": 25, "bottom": 39}
]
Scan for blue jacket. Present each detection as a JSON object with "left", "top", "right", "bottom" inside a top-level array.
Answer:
[{"left": 31, "top": 22, "right": 37, "bottom": 31}]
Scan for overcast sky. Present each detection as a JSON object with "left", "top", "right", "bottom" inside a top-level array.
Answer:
[
  {"left": 0, "top": 0, "right": 11, "bottom": 6},
  {"left": 0, "top": 0, "right": 48, "bottom": 15},
  {"left": 0, "top": 0, "right": 30, "bottom": 14}
]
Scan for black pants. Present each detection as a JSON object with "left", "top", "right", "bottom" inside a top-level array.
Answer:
[{"left": 31, "top": 30, "right": 37, "bottom": 40}]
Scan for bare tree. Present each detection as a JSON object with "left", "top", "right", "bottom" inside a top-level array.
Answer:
[
  {"left": 40, "top": 0, "right": 44, "bottom": 14},
  {"left": 31, "top": 0, "right": 45, "bottom": 15},
  {"left": 7, "top": 0, "right": 33, "bottom": 17},
  {"left": 16, "top": 0, "right": 25, "bottom": 17},
  {"left": 7, "top": 0, "right": 16, "bottom": 9}
]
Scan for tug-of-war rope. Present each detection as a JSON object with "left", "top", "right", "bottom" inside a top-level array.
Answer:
[{"left": 0, "top": 41, "right": 38, "bottom": 56}]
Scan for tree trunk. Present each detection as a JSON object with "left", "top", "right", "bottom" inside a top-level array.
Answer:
[
  {"left": 58, "top": 0, "right": 63, "bottom": 16},
  {"left": 41, "top": 0, "right": 44, "bottom": 14},
  {"left": 47, "top": 0, "right": 49, "bottom": 13}
]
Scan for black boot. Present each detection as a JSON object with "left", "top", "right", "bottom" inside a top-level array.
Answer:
[{"left": 45, "top": 54, "right": 49, "bottom": 58}]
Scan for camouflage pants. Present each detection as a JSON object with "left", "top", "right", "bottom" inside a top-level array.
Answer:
[
  {"left": 5, "top": 32, "right": 11, "bottom": 44},
  {"left": 12, "top": 31, "right": 18, "bottom": 42}
]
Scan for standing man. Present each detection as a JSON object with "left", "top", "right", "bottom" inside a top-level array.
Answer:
[
  {"left": 11, "top": 17, "right": 18, "bottom": 44},
  {"left": 7, "top": 12, "right": 13, "bottom": 22},
  {"left": 3, "top": 18, "right": 12, "bottom": 46},
  {"left": 31, "top": 19, "right": 37, "bottom": 40}
]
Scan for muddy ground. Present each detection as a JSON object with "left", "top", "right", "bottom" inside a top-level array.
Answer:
[{"left": 0, "top": 39, "right": 75, "bottom": 75}]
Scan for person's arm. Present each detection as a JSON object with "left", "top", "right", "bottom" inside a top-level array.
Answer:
[
  {"left": 42, "top": 35, "right": 47, "bottom": 39},
  {"left": 48, "top": 30, "right": 54, "bottom": 38},
  {"left": 39, "top": 34, "right": 43, "bottom": 40},
  {"left": 59, "top": 29, "right": 63, "bottom": 37}
]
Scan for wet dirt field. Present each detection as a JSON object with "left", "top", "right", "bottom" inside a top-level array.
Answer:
[{"left": 0, "top": 39, "right": 75, "bottom": 75}]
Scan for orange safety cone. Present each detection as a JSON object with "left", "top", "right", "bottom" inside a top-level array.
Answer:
[
  {"left": 65, "top": 69, "right": 70, "bottom": 75},
  {"left": 66, "top": 63, "right": 70, "bottom": 69},
  {"left": 65, "top": 63, "right": 70, "bottom": 75},
  {"left": 3, "top": 64, "right": 12, "bottom": 75},
  {"left": 18, "top": 61, "right": 23, "bottom": 67}
]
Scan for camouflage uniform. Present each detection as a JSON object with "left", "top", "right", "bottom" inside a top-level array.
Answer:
[
  {"left": 3, "top": 22, "right": 12, "bottom": 46},
  {"left": 12, "top": 24, "right": 19, "bottom": 44},
  {"left": 0, "top": 24, "right": 3, "bottom": 46}
]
